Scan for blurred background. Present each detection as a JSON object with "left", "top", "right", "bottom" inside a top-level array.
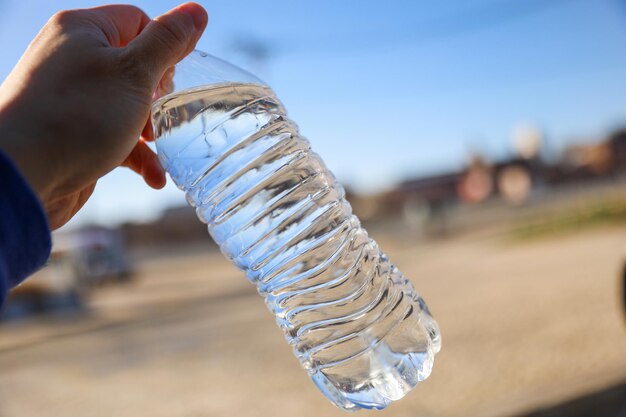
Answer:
[{"left": 2, "top": 0, "right": 626, "bottom": 416}]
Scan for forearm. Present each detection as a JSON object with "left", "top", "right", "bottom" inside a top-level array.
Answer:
[
  {"left": 0, "top": 149, "right": 51, "bottom": 304},
  {"left": 0, "top": 97, "right": 58, "bottom": 204}
]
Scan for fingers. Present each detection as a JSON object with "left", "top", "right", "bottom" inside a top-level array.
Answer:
[
  {"left": 142, "top": 118, "right": 154, "bottom": 141},
  {"left": 154, "top": 66, "right": 176, "bottom": 101},
  {"left": 122, "top": 140, "right": 166, "bottom": 189},
  {"left": 123, "top": 3, "right": 207, "bottom": 86},
  {"left": 81, "top": 4, "right": 151, "bottom": 47}
]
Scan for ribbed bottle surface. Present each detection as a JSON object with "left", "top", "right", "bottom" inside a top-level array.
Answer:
[{"left": 152, "top": 83, "right": 441, "bottom": 411}]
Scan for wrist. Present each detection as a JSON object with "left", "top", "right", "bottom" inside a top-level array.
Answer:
[{"left": 0, "top": 111, "right": 56, "bottom": 205}]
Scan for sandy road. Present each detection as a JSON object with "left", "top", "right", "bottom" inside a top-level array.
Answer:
[{"left": 0, "top": 226, "right": 625, "bottom": 417}]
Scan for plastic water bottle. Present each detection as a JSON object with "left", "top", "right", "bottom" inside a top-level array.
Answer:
[{"left": 151, "top": 51, "right": 441, "bottom": 411}]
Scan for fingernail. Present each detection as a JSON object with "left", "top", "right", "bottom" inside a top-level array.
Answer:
[{"left": 177, "top": 2, "right": 208, "bottom": 31}]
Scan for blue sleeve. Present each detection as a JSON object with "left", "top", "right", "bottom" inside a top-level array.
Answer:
[{"left": 0, "top": 150, "right": 51, "bottom": 306}]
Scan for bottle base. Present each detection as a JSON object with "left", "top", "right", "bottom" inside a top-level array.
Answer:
[
  {"left": 311, "top": 352, "right": 434, "bottom": 411},
  {"left": 309, "top": 320, "right": 436, "bottom": 411}
]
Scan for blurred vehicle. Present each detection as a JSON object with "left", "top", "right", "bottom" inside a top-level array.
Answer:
[
  {"left": 1, "top": 227, "right": 133, "bottom": 319},
  {"left": 60, "top": 226, "right": 134, "bottom": 286},
  {"left": 2, "top": 246, "right": 83, "bottom": 318}
]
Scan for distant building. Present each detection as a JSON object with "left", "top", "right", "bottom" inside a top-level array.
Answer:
[
  {"left": 121, "top": 205, "right": 215, "bottom": 250},
  {"left": 120, "top": 127, "right": 626, "bottom": 246}
]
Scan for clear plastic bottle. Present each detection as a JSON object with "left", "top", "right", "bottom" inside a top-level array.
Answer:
[{"left": 151, "top": 51, "right": 441, "bottom": 411}]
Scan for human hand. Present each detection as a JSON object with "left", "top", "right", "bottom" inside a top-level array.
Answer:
[{"left": 0, "top": 3, "right": 208, "bottom": 229}]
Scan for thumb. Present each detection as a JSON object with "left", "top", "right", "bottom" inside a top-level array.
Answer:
[{"left": 124, "top": 3, "right": 207, "bottom": 87}]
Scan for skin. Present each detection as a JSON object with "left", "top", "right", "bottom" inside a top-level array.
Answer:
[{"left": 0, "top": 3, "right": 208, "bottom": 229}]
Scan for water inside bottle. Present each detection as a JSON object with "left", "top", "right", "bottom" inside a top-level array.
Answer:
[{"left": 152, "top": 83, "right": 441, "bottom": 410}]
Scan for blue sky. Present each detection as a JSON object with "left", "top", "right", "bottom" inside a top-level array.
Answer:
[{"left": 1, "top": 0, "right": 625, "bottom": 226}]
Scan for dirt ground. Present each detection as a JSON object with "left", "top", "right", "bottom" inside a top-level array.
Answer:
[{"left": 1, "top": 226, "right": 626, "bottom": 417}]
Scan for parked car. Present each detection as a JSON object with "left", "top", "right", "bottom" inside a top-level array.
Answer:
[{"left": 1, "top": 227, "right": 133, "bottom": 319}]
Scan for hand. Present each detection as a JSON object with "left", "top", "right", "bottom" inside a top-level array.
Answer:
[{"left": 0, "top": 3, "right": 208, "bottom": 229}]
